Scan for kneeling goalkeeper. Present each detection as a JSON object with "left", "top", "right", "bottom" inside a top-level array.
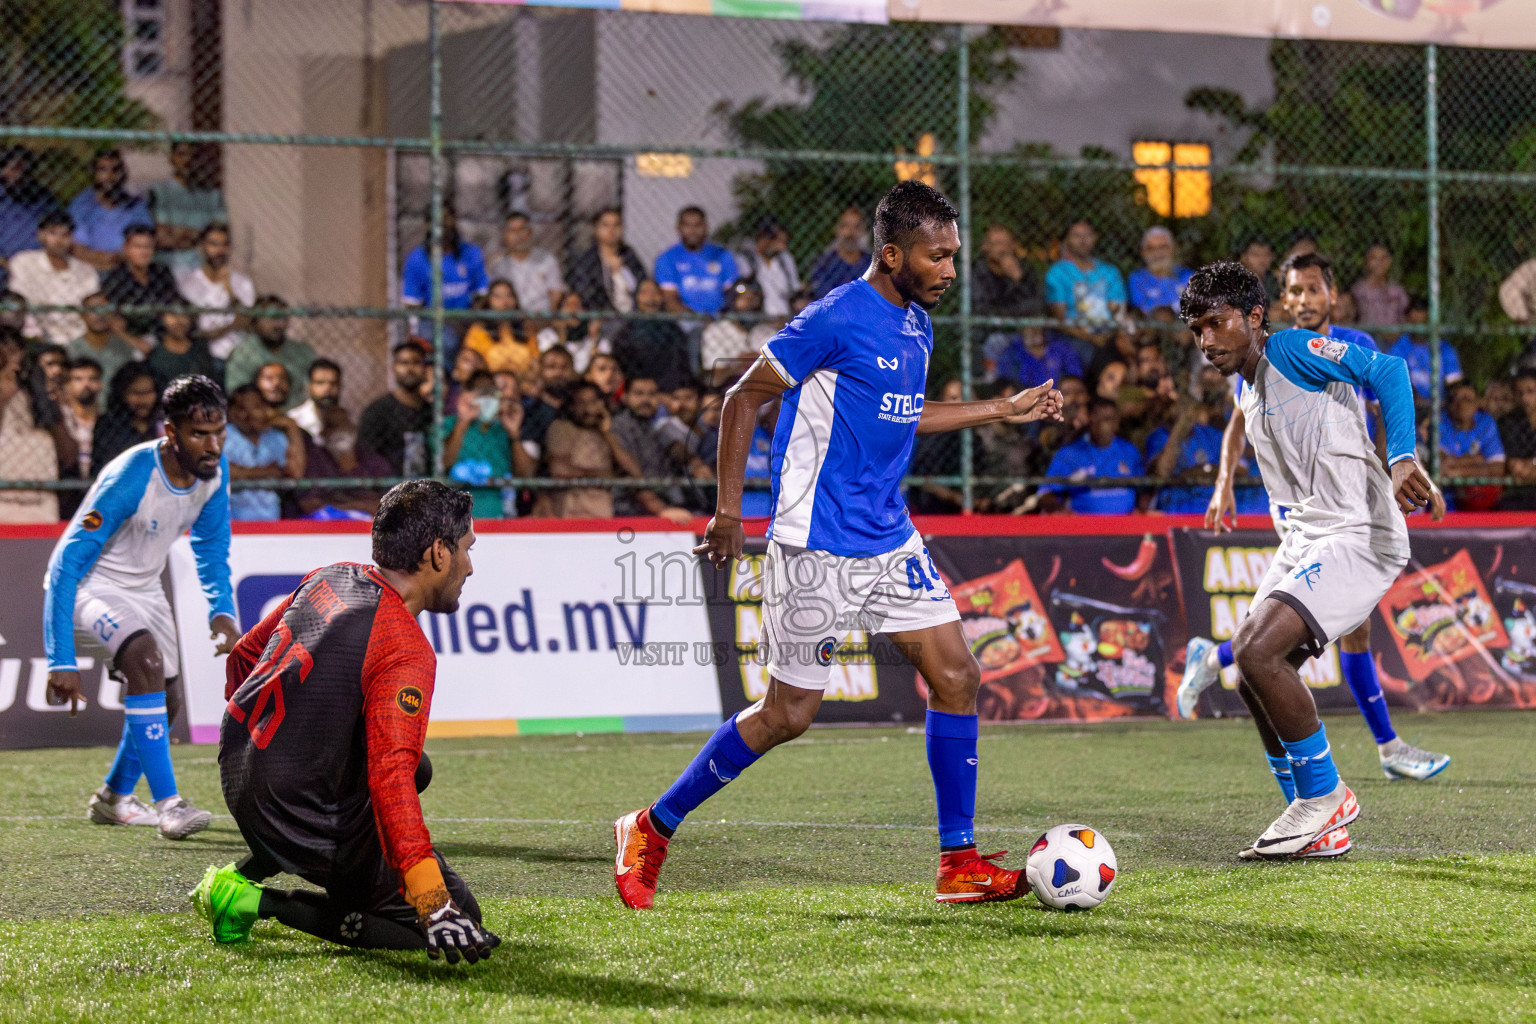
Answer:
[{"left": 191, "top": 480, "right": 498, "bottom": 964}]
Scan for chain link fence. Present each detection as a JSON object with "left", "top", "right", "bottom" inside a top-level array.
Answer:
[{"left": 2, "top": 2, "right": 1533, "bottom": 521}]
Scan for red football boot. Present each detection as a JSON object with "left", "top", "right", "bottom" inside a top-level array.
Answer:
[
  {"left": 614, "top": 807, "right": 670, "bottom": 909},
  {"left": 935, "top": 848, "right": 1025, "bottom": 903}
]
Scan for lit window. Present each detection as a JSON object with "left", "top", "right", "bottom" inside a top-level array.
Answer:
[
  {"left": 635, "top": 153, "right": 693, "bottom": 178},
  {"left": 1133, "top": 141, "right": 1211, "bottom": 218},
  {"left": 123, "top": 0, "right": 167, "bottom": 80},
  {"left": 895, "top": 133, "right": 938, "bottom": 188}
]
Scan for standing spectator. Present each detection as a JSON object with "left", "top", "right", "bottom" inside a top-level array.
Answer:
[
  {"left": 1500, "top": 254, "right": 1536, "bottom": 326},
  {"left": 1237, "top": 236, "right": 1279, "bottom": 305},
  {"left": 521, "top": 345, "right": 576, "bottom": 453},
  {"left": 464, "top": 279, "right": 540, "bottom": 376},
  {"left": 224, "top": 384, "right": 305, "bottom": 522},
  {"left": 224, "top": 295, "right": 316, "bottom": 408},
  {"left": 288, "top": 357, "right": 342, "bottom": 442},
  {"left": 90, "top": 362, "right": 160, "bottom": 475},
  {"left": 1499, "top": 371, "right": 1536, "bottom": 508},
  {"left": 539, "top": 380, "right": 640, "bottom": 519},
  {"left": 1037, "top": 398, "right": 1146, "bottom": 515},
  {"left": 1387, "top": 299, "right": 1462, "bottom": 404},
  {"left": 148, "top": 142, "right": 226, "bottom": 271},
  {"left": 67, "top": 149, "right": 151, "bottom": 272},
  {"left": 566, "top": 207, "right": 647, "bottom": 315},
  {"left": 442, "top": 369, "right": 536, "bottom": 519},
  {"left": 1045, "top": 219, "right": 1126, "bottom": 364},
  {"left": 1437, "top": 379, "right": 1506, "bottom": 510},
  {"left": 655, "top": 207, "right": 738, "bottom": 315},
  {"left": 807, "top": 207, "right": 870, "bottom": 299},
  {"left": 1350, "top": 243, "right": 1409, "bottom": 329},
  {"left": 8, "top": 210, "right": 99, "bottom": 346},
  {"left": 609, "top": 375, "right": 693, "bottom": 523},
  {"left": 146, "top": 303, "right": 218, "bottom": 389},
  {"left": 175, "top": 223, "right": 255, "bottom": 361},
  {"left": 101, "top": 223, "right": 179, "bottom": 351},
  {"left": 357, "top": 342, "right": 432, "bottom": 476},
  {"left": 1127, "top": 226, "right": 1191, "bottom": 315},
  {"left": 0, "top": 337, "right": 61, "bottom": 522},
  {"left": 0, "top": 147, "right": 57, "bottom": 265},
  {"left": 487, "top": 212, "right": 565, "bottom": 314},
  {"left": 66, "top": 292, "right": 139, "bottom": 407},
  {"left": 737, "top": 218, "right": 800, "bottom": 317},
  {"left": 992, "top": 327, "right": 1082, "bottom": 390},
  {"left": 400, "top": 206, "right": 488, "bottom": 352},
  {"left": 614, "top": 278, "right": 693, "bottom": 393}
]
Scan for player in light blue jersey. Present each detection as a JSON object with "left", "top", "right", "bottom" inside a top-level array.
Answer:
[
  {"left": 1181, "top": 261, "right": 1438, "bottom": 859},
  {"left": 44, "top": 374, "right": 238, "bottom": 840},
  {"left": 614, "top": 182, "right": 1063, "bottom": 909},
  {"left": 1180, "top": 255, "right": 1449, "bottom": 828}
]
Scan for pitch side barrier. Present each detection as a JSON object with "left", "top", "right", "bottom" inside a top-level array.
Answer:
[{"left": 0, "top": 514, "right": 1532, "bottom": 748}]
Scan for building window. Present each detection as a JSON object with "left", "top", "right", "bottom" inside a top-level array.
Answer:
[
  {"left": 123, "top": 0, "right": 167, "bottom": 79},
  {"left": 1133, "top": 141, "right": 1211, "bottom": 219}
]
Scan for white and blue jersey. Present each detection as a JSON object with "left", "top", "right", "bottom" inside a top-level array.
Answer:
[
  {"left": 43, "top": 441, "right": 234, "bottom": 671},
  {"left": 760, "top": 279, "right": 931, "bottom": 557}
]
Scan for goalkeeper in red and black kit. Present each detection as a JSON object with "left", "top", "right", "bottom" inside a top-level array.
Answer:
[{"left": 189, "top": 480, "right": 498, "bottom": 964}]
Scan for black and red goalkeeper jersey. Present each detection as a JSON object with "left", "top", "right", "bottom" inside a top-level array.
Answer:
[{"left": 220, "top": 563, "right": 436, "bottom": 886}]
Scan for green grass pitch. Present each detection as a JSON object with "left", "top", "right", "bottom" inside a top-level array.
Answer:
[{"left": 2, "top": 710, "right": 1534, "bottom": 1023}]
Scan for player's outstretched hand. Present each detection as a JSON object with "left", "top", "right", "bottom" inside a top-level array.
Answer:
[
  {"left": 420, "top": 899, "right": 499, "bottom": 965},
  {"left": 693, "top": 513, "right": 745, "bottom": 569},
  {"left": 1003, "top": 379, "right": 1064, "bottom": 424},
  {"left": 1205, "top": 485, "right": 1237, "bottom": 534},
  {"left": 210, "top": 614, "right": 239, "bottom": 656},
  {"left": 1391, "top": 457, "right": 1435, "bottom": 514},
  {"left": 45, "top": 669, "right": 86, "bottom": 717},
  {"left": 1428, "top": 478, "right": 1447, "bottom": 522}
]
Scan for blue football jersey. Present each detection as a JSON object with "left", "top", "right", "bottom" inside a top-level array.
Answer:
[{"left": 760, "top": 279, "right": 931, "bottom": 557}]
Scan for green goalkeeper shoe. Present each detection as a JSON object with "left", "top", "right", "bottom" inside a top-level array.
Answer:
[{"left": 189, "top": 863, "right": 263, "bottom": 944}]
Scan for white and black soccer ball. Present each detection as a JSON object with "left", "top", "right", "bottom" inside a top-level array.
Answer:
[{"left": 1025, "top": 823, "right": 1117, "bottom": 911}]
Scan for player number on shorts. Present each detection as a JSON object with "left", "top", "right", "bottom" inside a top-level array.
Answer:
[{"left": 904, "top": 552, "right": 943, "bottom": 593}]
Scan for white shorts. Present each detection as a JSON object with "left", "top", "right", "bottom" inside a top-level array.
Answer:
[
  {"left": 1252, "top": 530, "right": 1407, "bottom": 658},
  {"left": 761, "top": 531, "right": 960, "bottom": 690},
  {"left": 72, "top": 577, "right": 181, "bottom": 674}
]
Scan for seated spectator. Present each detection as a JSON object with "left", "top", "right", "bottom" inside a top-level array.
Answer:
[
  {"left": 464, "top": 279, "right": 540, "bottom": 375},
  {"left": 736, "top": 218, "right": 800, "bottom": 317},
  {"left": 357, "top": 341, "right": 431, "bottom": 476},
  {"left": 1045, "top": 219, "right": 1126, "bottom": 364},
  {"left": 655, "top": 206, "right": 737, "bottom": 315},
  {"left": 521, "top": 345, "right": 576, "bottom": 453},
  {"left": 294, "top": 365, "right": 392, "bottom": 519},
  {"left": 66, "top": 292, "right": 139, "bottom": 408},
  {"left": 175, "top": 223, "right": 254, "bottom": 361},
  {"left": 1500, "top": 371, "right": 1536, "bottom": 509},
  {"left": 908, "top": 377, "right": 966, "bottom": 514},
  {"left": 973, "top": 223, "right": 1043, "bottom": 319},
  {"left": 34, "top": 343, "right": 69, "bottom": 402},
  {"left": 1147, "top": 371, "right": 1230, "bottom": 513},
  {"left": 1500, "top": 254, "right": 1536, "bottom": 327},
  {"left": 538, "top": 290, "right": 607, "bottom": 374},
  {"left": 288, "top": 358, "right": 340, "bottom": 442},
  {"left": 1485, "top": 377, "right": 1516, "bottom": 422},
  {"left": 567, "top": 207, "right": 647, "bottom": 315},
  {"left": 488, "top": 212, "right": 565, "bottom": 314},
  {"left": 62, "top": 356, "right": 101, "bottom": 481},
  {"left": 446, "top": 345, "right": 488, "bottom": 412},
  {"left": 1035, "top": 375, "right": 1089, "bottom": 459},
  {"left": 146, "top": 303, "right": 218, "bottom": 389},
  {"left": 255, "top": 362, "right": 293, "bottom": 412},
  {"left": 9, "top": 210, "right": 100, "bottom": 346},
  {"left": 1037, "top": 398, "right": 1145, "bottom": 515},
  {"left": 91, "top": 362, "right": 160, "bottom": 475},
  {"left": 701, "top": 279, "right": 772, "bottom": 388},
  {"left": 615, "top": 278, "right": 695, "bottom": 392},
  {"left": 807, "top": 207, "right": 870, "bottom": 299},
  {"left": 0, "top": 290, "right": 25, "bottom": 332},
  {"left": 658, "top": 380, "right": 715, "bottom": 483},
  {"left": 0, "top": 334, "right": 64, "bottom": 522},
  {"left": 609, "top": 375, "right": 694, "bottom": 524},
  {"left": 400, "top": 205, "right": 488, "bottom": 352},
  {"left": 1093, "top": 360, "right": 1128, "bottom": 402},
  {"left": 225, "top": 384, "right": 306, "bottom": 521},
  {"left": 1127, "top": 227, "right": 1191, "bottom": 316},
  {"left": 68, "top": 149, "right": 151, "bottom": 272},
  {"left": 585, "top": 351, "right": 625, "bottom": 404},
  {"left": 149, "top": 142, "right": 227, "bottom": 271},
  {"left": 100, "top": 223, "right": 180, "bottom": 353},
  {"left": 0, "top": 146, "right": 58, "bottom": 265},
  {"left": 1437, "top": 379, "right": 1506, "bottom": 510},
  {"left": 1350, "top": 242, "right": 1409, "bottom": 329},
  {"left": 442, "top": 369, "right": 536, "bottom": 519},
  {"left": 1388, "top": 299, "right": 1462, "bottom": 404},
  {"left": 993, "top": 327, "right": 1082, "bottom": 390},
  {"left": 1237, "top": 236, "right": 1279, "bottom": 305},
  {"left": 225, "top": 295, "right": 316, "bottom": 409},
  {"left": 1086, "top": 318, "right": 1140, "bottom": 384},
  {"left": 538, "top": 379, "right": 641, "bottom": 519}
]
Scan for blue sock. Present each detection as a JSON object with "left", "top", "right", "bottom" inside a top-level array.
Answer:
[
  {"left": 1265, "top": 753, "right": 1297, "bottom": 803},
  {"left": 124, "top": 693, "right": 178, "bottom": 803},
  {"left": 104, "top": 719, "right": 143, "bottom": 796},
  {"left": 651, "top": 715, "right": 761, "bottom": 833},
  {"left": 1282, "top": 724, "right": 1340, "bottom": 799},
  {"left": 1340, "top": 651, "right": 1396, "bottom": 745},
  {"left": 1216, "top": 640, "right": 1235, "bottom": 669},
  {"left": 926, "top": 710, "right": 979, "bottom": 850}
]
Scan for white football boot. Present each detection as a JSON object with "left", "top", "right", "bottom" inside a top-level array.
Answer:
[
  {"left": 1379, "top": 739, "right": 1451, "bottom": 781},
  {"left": 1247, "top": 781, "right": 1360, "bottom": 860},
  {"left": 1175, "top": 637, "right": 1220, "bottom": 719},
  {"left": 88, "top": 785, "right": 160, "bottom": 827},
  {"left": 156, "top": 796, "right": 213, "bottom": 840}
]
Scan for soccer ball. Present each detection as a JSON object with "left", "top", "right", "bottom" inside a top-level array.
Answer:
[{"left": 1025, "top": 823, "right": 1117, "bottom": 911}]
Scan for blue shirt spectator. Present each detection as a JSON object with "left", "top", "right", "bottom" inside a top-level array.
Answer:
[
  {"left": 1126, "top": 226, "right": 1190, "bottom": 315},
  {"left": 1040, "top": 400, "right": 1143, "bottom": 515},
  {"left": 400, "top": 208, "right": 488, "bottom": 311},
  {"left": 993, "top": 329, "right": 1083, "bottom": 388},
  {"left": 1389, "top": 333, "right": 1463, "bottom": 401},
  {"left": 806, "top": 206, "right": 871, "bottom": 299},
  {"left": 225, "top": 386, "right": 291, "bottom": 521},
  {"left": 67, "top": 150, "right": 151, "bottom": 262},
  {"left": 655, "top": 206, "right": 737, "bottom": 315},
  {"left": 1045, "top": 221, "right": 1126, "bottom": 331},
  {"left": 0, "top": 146, "right": 57, "bottom": 260},
  {"left": 1438, "top": 408, "right": 1504, "bottom": 463},
  {"left": 1146, "top": 421, "right": 1224, "bottom": 514}
]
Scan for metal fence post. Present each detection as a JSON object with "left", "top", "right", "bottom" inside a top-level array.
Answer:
[
  {"left": 428, "top": 0, "right": 447, "bottom": 481},
  {"left": 956, "top": 24, "right": 974, "bottom": 513},
  {"left": 1426, "top": 43, "right": 1442, "bottom": 482}
]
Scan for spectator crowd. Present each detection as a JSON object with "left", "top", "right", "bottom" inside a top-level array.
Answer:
[{"left": 5, "top": 141, "right": 1536, "bottom": 523}]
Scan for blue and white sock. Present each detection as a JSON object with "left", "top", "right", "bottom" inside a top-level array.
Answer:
[
  {"left": 104, "top": 719, "right": 143, "bottom": 796},
  {"left": 1283, "top": 725, "right": 1340, "bottom": 799},
  {"left": 1216, "top": 640, "right": 1235, "bottom": 670},
  {"left": 926, "top": 710, "right": 979, "bottom": 850},
  {"left": 1340, "top": 650, "right": 1397, "bottom": 746},
  {"left": 651, "top": 715, "right": 761, "bottom": 835},
  {"left": 124, "top": 693, "right": 178, "bottom": 803},
  {"left": 1265, "top": 752, "right": 1297, "bottom": 803}
]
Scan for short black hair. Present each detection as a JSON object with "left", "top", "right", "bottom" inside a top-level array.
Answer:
[
  {"left": 162, "top": 374, "right": 227, "bottom": 427},
  {"left": 542, "top": 344, "right": 575, "bottom": 365},
  {"left": 123, "top": 223, "right": 155, "bottom": 243},
  {"left": 1514, "top": 370, "right": 1536, "bottom": 390},
  {"left": 38, "top": 209, "right": 74, "bottom": 232},
  {"left": 592, "top": 206, "right": 622, "bottom": 225},
  {"left": 1181, "top": 261, "right": 1269, "bottom": 330},
  {"left": 392, "top": 340, "right": 427, "bottom": 359},
  {"left": 466, "top": 369, "right": 495, "bottom": 390},
  {"left": 72, "top": 355, "right": 103, "bottom": 375},
  {"left": 1090, "top": 396, "right": 1119, "bottom": 415},
  {"left": 1447, "top": 379, "right": 1478, "bottom": 399},
  {"left": 678, "top": 205, "right": 706, "bottom": 221},
  {"left": 873, "top": 180, "right": 958, "bottom": 253},
  {"left": 254, "top": 293, "right": 288, "bottom": 310},
  {"left": 1278, "top": 251, "right": 1335, "bottom": 291},
  {"left": 199, "top": 222, "right": 230, "bottom": 242},
  {"left": 92, "top": 147, "right": 123, "bottom": 166},
  {"left": 505, "top": 211, "right": 530, "bottom": 225},
  {"left": 372, "top": 480, "right": 475, "bottom": 572},
  {"left": 229, "top": 383, "right": 262, "bottom": 403},
  {"left": 1240, "top": 235, "right": 1273, "bottom": 253},
  {"left": 309, "top": 357, "right": 342, "bottom": 380}
]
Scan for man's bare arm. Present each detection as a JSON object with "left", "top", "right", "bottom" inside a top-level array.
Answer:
[{"left": 916, "top": 381, "right": 1062, "bottom": 435}]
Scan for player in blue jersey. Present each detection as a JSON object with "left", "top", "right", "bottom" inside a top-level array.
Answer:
[
  {"left": 1179, "top": 255, "right": 1449, "bottom": 819},
  {"left": 44, "top": 375, "right": 237, "bottom": 840},
  {"left": 1180, "top": 261, "right": 1438, "bottom": 859},
  {"left": 613, "top": 182, "right": 1063, "bottom": 908}
]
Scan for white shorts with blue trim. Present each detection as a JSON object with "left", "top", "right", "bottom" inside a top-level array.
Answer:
[
  {"left": 71, "top": 576, "right": 181, "bottom": 674},
  {"left": 1251, "top": 529, "right": 1407, "bottom": 658},
  {"left": 761, "top": 531, "right": 960, "bottom": 690}
]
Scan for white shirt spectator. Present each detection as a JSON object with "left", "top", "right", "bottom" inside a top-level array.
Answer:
[
  {"left": 487, "top": 249, "right": 566, "bottom": 314},
  {"left": 287, "top": 398, "right": 324, "bottom": 442},
  {"left": 176, "top": 264, "right": 256, "bottom": 361},
  {"left": 737, "top": 249, "right": 800, "bottom": 317},
  {"left": 7, "top": 250, "right": 99, "bottom": 345},
  {"left": 1501, "top": 258, "right": 1536, "bottom": 323}
]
